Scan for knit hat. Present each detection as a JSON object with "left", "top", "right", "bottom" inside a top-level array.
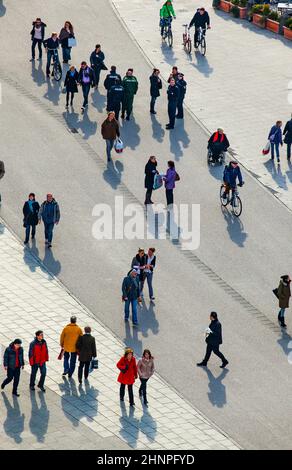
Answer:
[{"left": 125, "top": 347, "right": 133, "bottom": 355}]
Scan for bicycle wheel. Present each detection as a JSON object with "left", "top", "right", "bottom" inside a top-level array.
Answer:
[
  {"left": 186, "top": 38, "right": 192, "bottom": 54},
  {"left": 200, "top": 37, "right": 206, "bottom": 56},
  {"left": 167, "top": 30, "right": 173, "bottom": 48},
  {"left": 54, "top": 62, "right": 62, "bottom": 81},
  {"left": 232, "top": 195, "right": 242, "bottom": 217},
  {"left": 220, "top": 185, "right": 228, "bottom": 207}
]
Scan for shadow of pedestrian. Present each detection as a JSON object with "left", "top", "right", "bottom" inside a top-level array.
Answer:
[
  {"left": 286, "top": 159, "right": 292, "bottom": 184},
  {"left": 277, "top": 329, "right": 292, "bottom": 359},
  {"left": 31, "top": 60, "right": 46, "bottom": 87},
  {"left": 124, "top": 321, "right": 143, "bottom": 358},
  {"left": 0, "top": 0, "right": 6, "bottom": 16},
  {"left": 139, "top": 403, "right": 157, "bottom": 444},
  {"left": 103, "top": 160, "right": 124, "bottom": 190},
  {"left": 151, "top": 113, "right": 165, "bottom": 143},
  {"left": 201, "top": 367, "right": 229, "bottom": 408},
  {"left": 0, "top": 223, "right": 5, "bottom": 235},
  {"left": 121, "top": 116, "right": 140, "bottom": 150},
  {"left": 78, "top": 379, "right": 99, "bottom": 420},
  {"left": 29, "top": 391, "right": 50, "bottom": 443},
  {"left": 192, "top": 52, "right": 214, "bottom": 77},
  {"left": 119, "top": 401, "right": 139, "bottom": 448},
  {"left": 59, "top": 377, "right": 80, "bottom": 428},
  {"left": 139, "top": 299, "right": 159, "bottom": 338},
  {"left": 23, "top": 245, "right": 39, "bottom": 273},
  {"left": 168, "top": 121, "right": 190, "bottom": 161},
  {"left": 43, "top": 78, "right": 62, "bottom": 106},
  {"left": 91, "top": 89, "right": 107, "bottom": 114},
  {"left": 1, "top": 392, "right": 25, "bottom": 444},
  {"left": 160, "top": 41, "right": 177, "bottom": 66},
  {"left": 78, "top": 109, "right": 98, "bottom": 140},
  {"left": 264, "top": 159, "right": 288, "bottom": 191},
  {"left": 221, "top": 206, "right": 248, "bottom": 247},
  {"left": 43, "top": 247, "right": 61, "bottom": 276}
]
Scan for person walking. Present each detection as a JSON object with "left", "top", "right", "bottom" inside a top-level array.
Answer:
[
  {"left": 277, "top": 275, "right": 291, "bottom": 328},
  {"left": 117, "top": 347, "right": 138, "bottom": 406},
  {"left": 166, "top": 78, "right": 179, "bottom": 129},
  {"left": 90, "top": 44, "right": 106, "bottom": 89},
  {"left": 268, "top": 121, "right": 283, "bottom": 163},
  {"left": 64, "top": 65, "right": 79, "bottom": 108},
  {"left": 176, "top": 73, "right": 187, "bottom": 119},
  {"left": 23, "top": 193, "right": 40, "bottom": 244},
  {"left": 0, "top": 160, "right": 4, "bottom": 203},
  {"left": 164, "top": 160, "right": 177, "bottom": 206},
  {"left": 121, "top": 69, "right": 138, "bottom": 121},
  {"left": 131, "top": 248, "right": 147, "bottom": 295},
  {"left": 104, "top": 66, "right": 122, "bottom": 110},
  {"left": 43, "top": 32, "right": 60, "bottom": 78},
  {"left": 137, "top": 349, "right": 155, "bottom": 406},
  {"left": 30, "top": 17, "right": 46, "bottom": 61},
  {"left": 1, "top": 339, "right": 24, "bottom": 397},
  {"left": 78, "top": 61, "right": 95, "bottom": 111},
  {"left": 101, "top": 111, "right": 120, "bottom": 162},
  {"left": 59, "top": 21, "right": 75, "bottom": 64},
  {"left": 143, "top": 248, "right": 156, "bottom": 301},
  {"left": 150, "top": 69, "right": 162, "bottom": 114},
  {"left": 108, "top": 78, "right": 124, "bottom": 120},
  {"left": 197, "top": 312, "right": 229, "bottom": 368},
  {"left": 38, "top": 193, "right": 60, "bottom": 248},
  {"left": 60, "top": 316, "right": 83, "bottom": 378},
  {"left": 283, "top": 114, "right": 292, "bottom": 160},
  {"left": 76, "top": 326, "right": 97, "bottom": 384},
  {"left": 144, "top": 156, "right": 158, "bottom": 205},
  {"left": 122, "top": 269, "right": 142, "bottom": 326},
  {"left": 29, "top": 330, "right": 49, "bottom": 392}
]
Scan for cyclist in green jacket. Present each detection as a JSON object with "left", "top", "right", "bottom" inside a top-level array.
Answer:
[
  {"left": 121, "top": 68, "right": 138, "bottom": 121},
  {"left": 160, "top": 1, "right": 176, "bottom": 37}
]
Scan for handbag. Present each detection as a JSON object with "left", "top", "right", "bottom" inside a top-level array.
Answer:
[
  {"left": 175, "top": 172, "right": 180, "bottom": 181},
  {"left": 272, "top": 288, "right": 279, "bottom": 299},
  {"left": 262, "top": 141, "right": 270, "bottom": 155},
  {"left": 114, "top": 138, "right": 124, "bottom": 154},
  {"left": 68, "top": 37, "right": 77, "bottom": 48},
  {"left": 153, "top": 173, "right": 163, "bottom": 190},
  {"left": 58, "top": 348, "right": 64, "bottom": 360},
  {"left": 91, "top": 358, "right": 99, "bottom": 369}
]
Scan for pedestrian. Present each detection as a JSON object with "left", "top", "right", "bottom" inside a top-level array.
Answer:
[
  {"left": 131, "top": 248, "right": 147, "bottom": 294},
  {"left": 1, "top": 339, "right": 24, "bottom": 397},
  {"left": 121, "top": 69, "right": 138, "bottom": 121},
  {"left": 76, "top": 326, "right": 97, "bottom": 384},
  {"left": 143, "top": 248, "right": 156, "bottom": 301},
  {"left": 101, "top": 111, "right": 120, "bottom": 162},
  {"left": 108, "top": 78, "right": 124, "bottom": 120},
  {"left": 90, "top": 44, "right": 106, "bottom": 89},
  {"left": 64, "top": 65, "right": 79, "bottom": 108},
  {"left": 150, "top": 69, "right": 162, "bottom": 114},
  {"left": 277, "top": 275, "right": 291, "bottom": 328},
  {"left": 43, "top": 32, "right": 60, "bottom": 78},
  {"left": 137, "top": 349, "right": 155, "bottom": 406},
  {"left": 117, "top": 347, "right": 138, "bottom": 407},
  {"left": 176, "top": 73, "right": 187, "bottom": 119},
  {"left": 197, "top": 312, "right": 229, "bottom": 368},
  {"left": 268, "top": 121, "right": 283, "bottom": 163},
  {"left": 166, "top": 78, "right": 179, "bottom": 129},
  {"left": 164, "top": 160, "right": 177, "bottom": 206},
  {"left": 60, "top": 316, "right": 83, "bottom": 378},
  {"left": 59, "top": 21, "right": 75, "bottom": 64},
  {"left": 122, "top": 269, "right": 142, "bottom": 326},
  {"left": 29, "top": 330, "right": 49, "bottom": 392},
  {"left": 144, "top": 156, "right": 158, "bottom": 205},
  {"left": 168, "top": 66, "right": 179, "bottom": 83},
  {"left": 30, "top": 17, "right": 46, "bottom": 61},
  {"left": 23, "top": 193, "right": 40, "bottom": 244},
  {"left": 283, "top": 114, "right": 292, "bottom": 160},
  {"left": 0, "top": 160, "right": 5, "bottom": 203},
  {"left": 78, "top": 61, "right": 95, "bottom": 112},
  {"left": 38, "top": 193, "right": 60, "bottom": 248},
  {"left": 104, "top": 66, "right": 122, "bottom": 110}
]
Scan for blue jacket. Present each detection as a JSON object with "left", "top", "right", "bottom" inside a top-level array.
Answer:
[
  {"left": 122, "top": 275, "right": 140, "bottom": 301},
  {"left": 177, "top": 79, "right": 187, "bottom": 99},
  {"left": 223, "top": 164, "right": 243, "bottom": 187},
  {"left": 268, "top": 125, "right": 283, "bottom": 145},
  {"left": 3, "top": 343, "right": 24, "bottom": 369},
  {"left": 39, "top": 199, "right": 60, "bottom": 224}
]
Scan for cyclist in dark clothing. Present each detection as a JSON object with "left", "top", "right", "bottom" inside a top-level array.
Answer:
[
  {"left": 43, "top": 32, "right": 60, "bottom": 77},
  {"left": 223, "top": 161, "right": 244, "bottom": 201},
  {"left": 189, "top": 7, "right": 210, "bottom": 47}
]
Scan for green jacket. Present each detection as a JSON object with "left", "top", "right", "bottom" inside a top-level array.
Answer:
[
  {"left": 122, "top": 76, "right": 138, "bottom": 96},
  {"left": 160, "top": 3, "right": 175, "bottom": 19}
]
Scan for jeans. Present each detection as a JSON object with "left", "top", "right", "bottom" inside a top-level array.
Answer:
[
  {"left": 161, "top": 17, "right": 172, "bottom": 36},
  {"left": 78, "top": 361, "right": 91, "bottom": 382},
  {"left": 150, "top": 96, "right": 157, "bottom": 112},
  {"left": 203, "top": 344, "right": 227, "bottom": 365},
  {"left": 32, "top": 38, "right": 43, "bottom": 59},
  {"left": 62, "top": 46, "right": 71, "bottom": 62},
  {"left": 63, "top": 352, "right": 77, "bottom": 376},
  {"left": 93, "top": 67, "right": 101, "bottom": 87},
  {"left": 124, "top": 299, "right": 138, "bottom": 323},
  {"left": 271, "top": 142, "right": 280, "bottom": 159},
  {"left": 81, "top": 83, "right": 91, "bottom": 107},
  {"left": 46, "top": 49, "right": 56, "bottom": 75},
  {"left": 120, "top": 383, "right": 134, "bottom": 405},
  {"left": 25, "top": 224, "right": 36, "bottom": 243},
  {"left": 139, "top": 378, "right": 149, "bottom": 403},
  {"left": 168, "top": 101, "right": 177, "bottom": 128},
  {"left": 287, "top": 142, "right": 291, "bottom": 159},
  {"left": 166, "top": 189, "right": 174, "bottom": 206},
  {"left": 279, "top": 308, "right": 286, "bottom": 318},
  {"left": 106, "top": 139, "right": 115, "bottom": 161},
  {"left": 145, "top": 188, "right": 153, "bottom": 204},
  {"left": 177, "top": 97, "right": 184, "bottom": 118},
  {"left": 44, "top": 222, "right": 54, "bottom": 243},
  {"left": 145, "top": 272, "right": 154, "bottom": 298},
  {"left": 1, "top": 367, "right": 21, "bottom": 393},
  {"left": 66, "top": 91, "right": 75, "bottom": 105},
  {"left": 30, "top": 363, "right": 46, "bottom": 388}
]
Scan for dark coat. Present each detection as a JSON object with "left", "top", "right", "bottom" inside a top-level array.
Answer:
[
  {"left": 3, "top": 343, "right": 24, "bottom": 369},
  {"left": 90, "top": 50, "right": 105, "bottom": 70},
  {"left": 0, "top": 160, "right": 5, "bottom": 179},
  {"left": 223, "top": 164, "right": 243, "bottom": 187},
  {"left": 59, "top": 28, "right": 74, "bottom": 48},
  {"left": 283, "top": 120, "right": 292, "bottom": 144},
  {"left": 104, "top": 71, "right": 122, "bottom": 91},
  {"left": 39, "top": 199, "right": 60, "bottom": 224},
  {"left": 64, "top": 70, "right": 79, "bottom": 93},
  {"left": 167, "top": 84, "right": 179, "bottom": 102},
  {"left": 150, "top": 74, "right": 162, "bottom": 98},
  {"left": 145, "top": 160, "right": 158, "bottom": 189},
  {"left": 131, "top": 254, "right": 147, "bottom": 281},
  {"left": 76, "top": 334, "right": 97, "bottom": 362},
  {"left": 30, "top": 22, "right": 46, "bottom": 41},
  {"left": 78, "top": 66, "right": 95, "bottom": 86},
  {"left": 206, "top": 320, "right": 222, "bottom": 346},
  {"left": 101, "top": 118, "right": 120, "bottom": 140},
  {"left": 177, "top": 79, "right": 187, "bottom": 100},
  {"left": 189, "top": 11, "right": 210, "bottom": 28},
  {"left": 278, "top": 280, "right": 291, "bottom": 309},
  {"left": 43, "top": 37, "right": 59, "bottom": 49},
  {"left": 23, "top": 200, "right": 40, "bottom": 226},
  {"left": 122, "top": 275, "right": 140, "bottom": 300},
  {"left": 268, "top": 125, "right": 283, "bottom": 145},
  {"left": 108, "top": 84, "right": 124, "bottom": 108}
]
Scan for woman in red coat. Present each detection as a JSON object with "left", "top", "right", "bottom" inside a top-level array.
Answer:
[{"left": 117, "top": 347, "right": 137, "bottom": 406}]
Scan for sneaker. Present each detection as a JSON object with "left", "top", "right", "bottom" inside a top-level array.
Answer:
[
  {"left": 197, "top": 362, "right": 207, "bottom": 367},
  {"left": 30, "top": 386, "right": 35, "bottom": 391},
  {"left": 37, "top": 385, "right": 46, "bottom": 392},
  {"left": 220, "top": 360, "right": 229, "bottom": 369},
  {"left": 130, "top": 403, "right": 135, "bottom": 407},
  {"left": 150, "top": 296, "right": 155, "bottom": 301},
  {"left": 277, "top": 158, "right": 280, "bottom": 163},
  {"left": 62, "top": 371, "right": 68, "bottom": 376},
  {"left": 132, "top": 322, "right": 139, "bottom": 327},
  {"left": 47, "top": 243, "right": 52, "bottom": 248},
  {"left": 1, "top": 383, "right": 5, "bottom": 390},
  {"left": 12, "top": 392, "right": 20, "bottom": 397}
]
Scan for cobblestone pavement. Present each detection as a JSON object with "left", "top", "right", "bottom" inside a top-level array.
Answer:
[
  {"left": 112, "top": 0, "right": 292, "bottom": 209},
  {"left": 0, "top": 222, "right": 239, "bottom": 450}
]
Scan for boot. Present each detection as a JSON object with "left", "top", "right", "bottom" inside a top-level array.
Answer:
[{"left": 280, "top": 318, "right": 287, "bottom": 328}]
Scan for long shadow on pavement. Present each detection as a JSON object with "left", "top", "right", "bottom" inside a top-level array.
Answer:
[
  {"left": 191, "top": 51, "right": 214, "bottom": 77},
  {"left": 63, "top": 108, "right": 97, "bottom": 140},
  {"left": 264, "top": 159, "right": 288, "bottom": 191},
  {"left": 121, "top": 116, "right": 141, "bottom": 150},
  {"left": 200, "top": 367, "right": 229, "bottom": 408},
  {"left": 221, "top": 206, "right": 248, "bottom": 247},
  {"left": 139, "top": 299, "right": 159, "bottom": 339},
  {"left": 0, "top": 0, "right": 6, "bottom": 17},
  {"left": 168, "top": 120, "right": 190, "bottom": 161},
  {"left": 1, "top": 392, "right": 25, "bottom": 444},
  {"left": 43, "top": 77, "right": 62, "bottom": 107},
  {"left": 124, "top": 321, "right": 143, "bottom": 357},
  {"left": 31, "top": 60, "right": 46, "bottom": 88},
  {"left": 277, "top": 329, "right": 292, "bottom": 360},
  {"left": 91, "top": 89, "right": 107, "bottom": 114},
  {"left": 119, "top": 400, "right": 157, "bottom": 448},
  {"left": 151, "top": 113, "right": 165, "bottom": 143},
  {"left": 103, "top": 160, "right": 124, "bottom": 190},
  {"left": 29, "top": 391, "right": 50, "bottom": 443}
]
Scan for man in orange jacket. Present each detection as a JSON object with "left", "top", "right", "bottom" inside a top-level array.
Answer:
[{"left": 60, "top": 316, "right": 83, "bottom": 378}]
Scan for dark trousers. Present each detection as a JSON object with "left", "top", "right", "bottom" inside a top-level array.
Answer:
[
  {"left": 32, "top": 39, "right": 43, "bottom": 59},
  {"left": 81, "top": 83, "right": 91, "bottom": 107},
  {"left": 168, "top": 101, "right": 177, "bottom": 128},
  {"left": 25, "top": 224, "right": 36, "bottom": 243},
  {"left": 120, "top": 383, "right": 134, "bottom": 405},
  {"left": 287, "top": 142, "right": 291, "bottom": 159},
  {"left": 113, "top": 104, "right": 121, "bottom": 120},
  {"left": 44, "top": 222, "right": 54, "bottom": 243},
  {"left": 203, "top": 344, "right": 227, "bottom": 364},
  {"left": 145, "top": 188, "right": 153, "bottom": 204},
  {"left": 62, "top": 46, "right": 71, "bottom": 62},
  {"left": 1, "top": 367, "right": 21, "bottom": 393},
  {"left": 122, "top": 96, "right": 134, "bottom": 118},
  {"left": 78, "top": 361, "right": 90, "bottom": 382},
  {"left": 93, "top": 67, "right": 101, "bottom": 87},
  {"left": 66, "top": 91, "right": 75, "bottom": 105},
  {"left": 30, "top": 364, "right": 46, "bottom": 388},
  {"left": 195, "top": 27, "right": 206, "bottom": 45},
  {"left": 150, "top": 96, "right": 157, "bottom": 112},
  {"left": 139, "top": 378, "right": 149, "bottom": 403},
  {"left": 46, "top": 49, "right": 55, "bottom": 75},
  {"left": 166, "top": 189, "right": 174, "bottom": 206},
  {"left": 177, "top": 97, "right": 184, "bottom": 118}
]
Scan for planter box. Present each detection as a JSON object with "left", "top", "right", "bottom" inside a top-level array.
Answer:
[
  {"left": 252, "top": 13, "right": 266, "bottom": 28},
  {"left": 219, "top": 0, "right": 231, "bottom": 13},
  {"left": 238, "top": 6, "right": 247, "bottom": 19},
  {"left": 284, "top": 26, "right": 292, "bottom": 40},
  {"left": 266, "top": 18, "right": 279, "bottom": 34}
]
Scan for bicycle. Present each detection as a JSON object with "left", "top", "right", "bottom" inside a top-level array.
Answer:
[
  {"left": 161, "top": 17, "right": 173, "bottom": 48},
  {"left": 194, "top": 26, "right": 206, "bottom": 56},
  {"left": 219, "top": 184, "right": 243, "bottom": 217},
  {"left": 47, "top": 48, "right": 62, "bottom": 81},
  {"left": 182, "top": 24, "right": 192, "bottom": 53}
]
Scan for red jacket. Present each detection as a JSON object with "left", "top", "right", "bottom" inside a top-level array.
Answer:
[
  {"left": 117, "top": 356, "right": 138, "bottom": 385},
  {"left": 29, "top": 339, "right": 49, "bottom": 366}
]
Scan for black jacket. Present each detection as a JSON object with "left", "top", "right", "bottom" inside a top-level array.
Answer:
[
  {"left": 30, "top": 22, "right": 46, "bottom": 41},
  {"left": 284, "top": 119, "right": 292, "bottom": 144},
  {"left": 0, "top": 161, "right": 5, "bottom": 179},
  {"left": 189, "top": 11, "right": 210, "bottom": 28},
  {"left": 131, "top": 254, "right": 147, "bottom": 281},
  {"left": 208, "top": 132, "right": 230, "bottom": 151},
  {"left": 64, "top": 70, "right": 79, "bottom": 93},
  {"left": 23, "top": 200, "right": 40, "bottom": 226},
  {"left": 177, "top": 79, "right": 187, "bottom": 99},
  {"left": 167, "top": 84, "right": 179, "bottom": 102},
  {"left": 43, "top": 37, "right": 59, "bottom": 49},
  {"left": 4, "top": 343, "right": 24, "bottom": 369},
  {"left": 78, "top": 66, "right": 95, "bottom": 86},
  {"left": 76, "top": 334, "right": 97, "bottom": 362},
  {"left": 144, "top": 160, "right": 158, "bottom": 189},
  {"left": 90, "top": 50, "right": 105, "bottom": 70},
  {"left": 206, "top": 320, "right": 223, "bottom": 346},
  {"left": 150, "top": 74, "right": 162, "bottom": 98},
  {"left": 108, "top": 84, "right": 124, "bottom": 107},
  {"left": 104, "top": 71, "right": 122, "bottom": 91}
]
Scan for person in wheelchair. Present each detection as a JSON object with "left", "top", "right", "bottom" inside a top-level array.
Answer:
[{"left": 208, "top": 128, "right": 230, "bottom": 163}]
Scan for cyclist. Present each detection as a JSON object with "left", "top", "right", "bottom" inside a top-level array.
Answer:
[
  {"left": 208, "top": 128, "right": 229, "bottom": 162},
  {"left": 188, "top": 7, "right": 210, "bottom": 48},
  {"left": 160, "top": 1, "right": 176, "bottom": 38},
  {"left": 43, "top": 32, "right": 60, "bottom": 78},
  {"left": 222, "top": 161, "right": 244, "bottom": 203}
]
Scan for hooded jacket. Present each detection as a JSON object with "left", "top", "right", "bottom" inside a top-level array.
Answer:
[
  {"left": 160, "top": 2, "right": 176, "bottom": 18},
  {"left": 223, "top": 164, "right": 243, "bottom": 187},
  {"left": 122, "top": 274, "right": 140, "bottom": 301},
  {"left": 117, "top": 356, "right": 138, "bottom": 385},
  {"left": 29, "top": 338, "right": 49, "bottom": 366},
  {"left": 60, "top": 323, "right": 83, "bottom": 353},
  {"left": 39, "top": 199, "right": 60, "bottom": 224},
  {"left": 189, "top": 10, "right": 210, "bottom": 28},
  {"left": 4, "top": 343, "right": 25, "bottom": 369}
]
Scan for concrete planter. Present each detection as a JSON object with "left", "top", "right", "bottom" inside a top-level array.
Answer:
[
  {"left": 283, "top": 26, "right": 292, "bottom": 40},
  {"left": 219, "top": 0, "right": 231, "bottom": 13},
  {"left": 266, "top": 18, "right": 279, "bottom": 34},
  {"left": 252, "top": 13, "right": 266, "bottom": 29}
]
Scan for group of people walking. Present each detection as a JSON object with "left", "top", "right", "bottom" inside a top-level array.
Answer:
[{"left": 23, "top": 193, "right": 60, "bottom": 247}]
